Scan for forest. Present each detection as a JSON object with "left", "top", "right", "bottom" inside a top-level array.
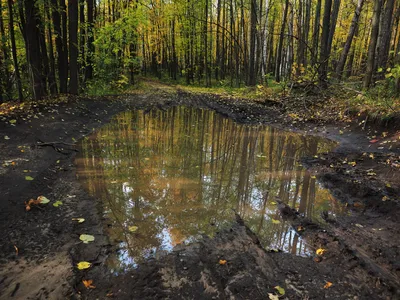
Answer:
[
  {"left": 1, "top": 1, "right": 400, "bottom": 299},
  {"left": 0, "top": 0, "right": 399, "bottom": 101}
]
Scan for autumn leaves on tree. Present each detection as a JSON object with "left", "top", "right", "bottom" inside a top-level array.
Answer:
[{"left": 0, "top": 0, "right": 399, "bottom": 101}]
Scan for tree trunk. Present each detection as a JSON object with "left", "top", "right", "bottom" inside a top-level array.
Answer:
[
  {"left": 336, "top": 0, "right": 364, "bottom": 79},
  {"left": 377, "top": 0, "right": 395, "bottom": 70},
  {"left": 318, "top": 0, "right": 332, "bottom": 86},
  {"left": 275, "top": 0, "right": 289, "bottom": 82},
  {"left": 51, "top": 0, "right": 68, "bottom": 93},
  {"left": 86, "top": 0, "right": 94, "bottom": 80},
  {"left": 311, "top": 0, "right": 322, "bottom": 65},
  {"left": 68, "top": 0, "right": 79, "bottom": 94},
  {"left": 0, "top": 0, "right": 11, "bottom": 101},
  {"left": 363, "top": 0, "right": 382, "bottom": 89},
  {"left": 45, "top": 0, "right": 58, "bottom": 94},
  {"left": 24, "top": 0, "right": 46, "bottom": 100},
  {"left": 248, "top": 0, "right": 257, "bottom": 86}
]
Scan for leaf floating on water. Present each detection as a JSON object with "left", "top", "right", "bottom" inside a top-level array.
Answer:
[
  {"left": 271, "top": 219, "right": 281, "bottom": 224},
  {"left": 37, "top": 196, "right": 50, "bottom": 204},
  {"left": 324, "top": 282, "right": 333, "bottom": 289},
  {"left": 268, "top": 293, "right": 279, "bottom": 300},
  {"left": 219, "top": 259, "right": 227, "bottom": 265},
  {"left": 53, "top": 200, "right": 63, "bottom": 207},
  {"left": 72, "top": 218, "right": 85, "bottom": 223},
  {"left": 316, "top": 248, "right": 326, "bottom": 256},
  {"left": 25, "top": 176, "right": 34, "bottom": 181},
  {"left": 77, "top": 261, "right": 91, "bottom": 270},
  {"left": 128, "top": 226, "right": 138, "bottom": 232},
  {"left": 80, "top": 234, "right": 95, "bottom": 244},
  {"left": 274, "top": 286, "right": 285, "bottom": 296},
  {"left": 82, "top": 279, "right": 96, "bottom": 289}
]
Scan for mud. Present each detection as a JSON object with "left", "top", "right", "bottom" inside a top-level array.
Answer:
[{"left": 0, "top": 83, "right": 399, "bottom": 299}]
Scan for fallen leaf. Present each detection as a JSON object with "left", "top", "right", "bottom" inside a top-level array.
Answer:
[
  {"left": 268, "top": 293, "right": 279, "bottom": 300},
  {"left": 270, "top": 201, "right": 277, "bottom": 205},
  {"left": 82, "top": 279, "right": 96, "bottom": 289},
  {"left": 37, "top": 196, "right": 50, "bottom": 204},
  {"left": 128, "top": 226, "right": 138, "bottom": 232},
  {"left": 25, "top": 176, "right": 34, "bottom": 181},
  {"left": 4, "top": 136, "right": 10, "bottom": 140},
  {"left": 369, "top": 139, "right": 379, "bottom": 144},
  {"left": 339, "top": 130, "right": 343, "bottom": 135},
  {"left": 271, "top": 219, "right": 281, "bottom": 224},
  {"left": 316, "top": 248, "right": 326, "bottom": 256},
  {"left": 219, "top": 259, "right": 227, "bottom": 265},
  {"left": 53, "top": 200, "right": 63, "bottom": 207},
  {"left": 80, "top": 234, "right": 95, "bottom": 244},
  {"left": 14, "top": 245, "right": 18, "bottom": 256},
  {"left": 77, "top": 261, "right": 91, "bottom": 270},
  {"left": 324, "top": 282, "right": 333, "bottom": 289},
  {"left": 106, "top": 292, "right": 114, "bottom": 297},
  {"left": 311, "top": 175, "right": 316, "bottom": 179},
  {"left": 353, "top": 202, "right": 363, "bottom": 208},
  {"left": 274, "top": 285, "right": 285, "bottom": 296},
  {"left": 355, "top": 223, "right": 364, "bottom": 228},
  {"left": 9, "top": 119, "right": 16, "bottom": 124},
  {"left": 348, "top": 161, "right": 357, "bottom": 167},
  {"left": 297, "top": 226, "right": 305, "bottom": 232},
  {"left": 72, "top": 218, "right": 85, "bottom": 223},
  {"left": 382, "top": 196, "right": 389, "bottom": 202}
]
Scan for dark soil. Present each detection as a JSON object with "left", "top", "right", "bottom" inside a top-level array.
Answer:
[{"left": 0, "top": 83, "right": 399, "bottom": 299}]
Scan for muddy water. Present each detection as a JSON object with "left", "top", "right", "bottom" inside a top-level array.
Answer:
[{"left": 75, "top": 106, "right": 341, "bottom": 273}]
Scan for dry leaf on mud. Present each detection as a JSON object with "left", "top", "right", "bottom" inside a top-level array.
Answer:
[
  {"left": 316, "top": 248, "right": 326, "bottom": 256},
  {"left": 72, "top": 218, "right": 85, "bottom": 223},
  {"left": 77, "top": 261, "right": 92, "bottom": 270},
  {"left": 268, "top": 293, "right": 279, "bottom": 300},
  {"left": 219, "top": 259, "right": 227, "bottom": 265},
  {"left": 82, "top": 279, "right": 96, "bottom": 289},
  {"left": 80, "top": 234, "right": 95, "bottom": 243},
  {"left": 324, "top": 282, "right": 333, "bottom": 289},
  {"left": 53, "top": 200, "right": 63, "bottom": 207},
  {"left": 274, "top": 285, "right": 285, "bottom": 295},
  {"left": 25, "top": 195, "right": 51, "bottom": 211},
  {"left": 128, "top": 226, "right": 139, "bottom": 232}
]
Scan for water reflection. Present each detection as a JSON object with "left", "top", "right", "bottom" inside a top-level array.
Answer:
[{"left": 75, "top": 106, "right": 341, "bottom": 272}]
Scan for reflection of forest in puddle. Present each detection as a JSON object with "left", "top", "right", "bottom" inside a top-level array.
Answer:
[{"left": 75, "top": 106, "right": 342, "bottom": 273}]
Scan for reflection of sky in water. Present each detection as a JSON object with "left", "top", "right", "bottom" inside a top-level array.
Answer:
[{"left": 76, "top": 106, "right": 342, "bottom": 273}]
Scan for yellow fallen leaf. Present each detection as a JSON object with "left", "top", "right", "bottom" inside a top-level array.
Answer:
[
  {"left": 72, "top": 218, "right": 85, "bottom": 223},
  {"left": 77, "top": 261, "right": 92, "bottom": 270},
  {"left": 316, "top": 248, "right": 326, "bottom": 256},
  {"left": 268, "top": 293, "right": 279, "bottom": 300},
  {"left": 324, "top": 282, "right": 333, "bottom": 289},
  {"left": 219, "top": 259, "right": 227, "bottom": 265},
  {"left": 80, "top": 234, "right": 95, "bottom": 243},
  {"left": 271, "top": 219, "right": 281, "bottom": 224},
  {"left": 297, "top": 226, "right": 305, "bottom": 232},
  {"left": 83, "top": 279, "right": 96, "bottom": 289},
  {"left": 129, "top": 226, "right": 138, "bottom": 232},
  {"left": 274, "top": 285, "right": 285, "bottom": 295}
]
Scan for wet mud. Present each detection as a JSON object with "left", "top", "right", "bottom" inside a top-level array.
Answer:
[{"left": 0, "top": 84, "right": 399, "bottom": 299}]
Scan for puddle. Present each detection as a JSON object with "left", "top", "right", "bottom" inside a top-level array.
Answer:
[{"left": 75, "top": 106, "right": 342, "bottom": 273}]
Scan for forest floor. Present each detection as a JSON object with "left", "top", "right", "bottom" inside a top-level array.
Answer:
[{"left": 0, "top": 81, "right": 399, "bottom": 299}]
